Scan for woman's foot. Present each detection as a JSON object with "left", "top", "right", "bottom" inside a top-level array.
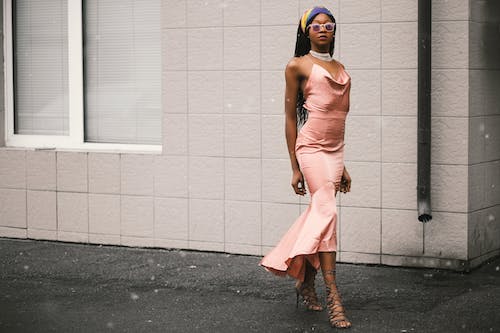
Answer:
[
  {"left": 326, "top": 283, "right": 352, "bottom": 329},
  {"left": 295, "top": 279, "right": 323, "bottom": 311},
  {"left": 295, "top": 264, "right": 323, "bottom": 311}
]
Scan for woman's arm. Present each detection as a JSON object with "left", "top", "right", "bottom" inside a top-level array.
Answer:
[{"left": 284, "top": 58, "right": 306, "bottom": 196}]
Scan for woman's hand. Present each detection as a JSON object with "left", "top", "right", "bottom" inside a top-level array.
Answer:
[
  {"left": 340, "top": 166, "right": 351, "bottom": 193},
  {"left": 291, "top": 170, "right": 307, "bottom": 196}
]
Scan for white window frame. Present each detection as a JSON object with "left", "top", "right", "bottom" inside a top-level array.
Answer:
[{"left": 3, "top": 0, "right": 161, "bottom": 152}]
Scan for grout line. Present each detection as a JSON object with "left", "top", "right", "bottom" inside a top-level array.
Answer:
[
  {"left": 379, "top": 0, "right": 383, "bottom": 258},
  {"left": 222, "top": 3, "right": 226, "bottom": 252},
  {"left": 184, "top": 0, "right": 190, "bottom": 250}
]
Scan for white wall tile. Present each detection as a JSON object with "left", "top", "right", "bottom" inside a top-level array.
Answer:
[
  {"left": 432, "top": 0, "right": 469, "bottom": 21},
  {"left": 27, "top": 190, "right": 56, "bottom": 231},
  {"left": 381, "top": 209, "right": 423, "bottom": 256},
  {"left": 163, "top": 114, "right": 188, "bottom": 155},
  {"left": 89, "top": 234, "right": 121, "bottom": 246},
  {"left": 340, "top": 251, "right": 380, "bottom": 265},
  {"left": 339, "top": 23, "right": 380, "bottom": 69},
  {"left": 0, "top": 226, "right": 26, "bottom": 238},
  {"left": 344, "top": 116, "right": 381, "bottom": 162},
  {"left": 26, "top": 151, "right": 56, "bottom": 191},
  {"left": 424, "top": 211, "right": 467, "bottom": 260},
  {"left": 58, "top": 231, "right": 88, "bottom": 243},
  {"left": 188, "top": 71, "right": 223, "bottom": 114},
  {"left": 189, "top": 198, "right": 224, "bottom": 242},
  {"left": 261, "top": 71, "right": 284, "bottom": 115},
  {"left": 57, "top": 152, "right": 87, "bottom": 192},
  {"left": 340, "top": 206, "right": 380, "bottom": 253},
  {"left": 485, "top": 160, "right": 500, "bottom": 207},
  {"left": 225, "top": 158, "right": 261, "bottom": 201},
  {"left": 225, "top": 201, "right": 261, "bottom": 245},
  {"left": 161, "top": 0, "right": 186, "bottom": 28},
  {"left": 348, "top": 69, "right": 380, "bottom": 116},
  {"left": 262, "top": 202, "right": 300, "bottom": 246},
  {"left": 381, "top": 0, "right": 417, "bottom": 21},
  {"left": 223, "top": 0, "right": 260, "bottom": 26},
  {"left": 0, "top": 150, "right": 25, "bottom": 189},
  {"left": 187, "top": 28, "right": 223, "bottom": 70},
  {"left": 261, "top": 115, "right": 287, "bottom": 159},
  {"left": 163, "top": 71, "right": 187, "bottom": 114},
  {"left": 189, "top": 240, "right": 224, "bottom": 252},
  {"left": 188, "top": 114, "right": 224, "bottom": 156},
  {"left": 340, "top": 161, "right": 381, "bottom": 208},
  {"left": 432, "top": 22, "right": 468, "bottom": 69},
  {"left": 224, "top": 71, "right": 261, "bottom": 114},
  {"left": 484, "top": 116, "right": 500, "bottom": 161},
  {"left": 224, "top": 115, "right": 261, "bottom": 158},
  {"left": 261, "top": 1, "right": 299, "bottom": 25},
  {"left": 0, "top": 189, "right": 26, "bottom": 228},
  {"left": 224, "top": 27, "right": 260, "bottom": 70},
  {"left": 431, "top": 117, "right": 468, "bottom": 165},
  {"left": 121, "top": 236, "right": 155, "bottom": 248},
  {"left": 121, "top": 154, "right": 155, "bottom": 196},
  {"left": 186, "top": 0, "right": 223, "bottom": 27},
  {"left": 155, "top": 238, "right": 189, "bottom": 249},
  {"left": 89, "top": 194, "right": 120, "bottom": 235},
  {"left": 431, "top": 164, "right": 468, "bottom": 213},
  {"left": 225, "top": 243, "right": 261, "bottom": 256},
  {"left": 432, "top": 69, "right": 469, "bottom": 117},
  {"left": 154, "top": 155, "right": 188, "bottom": 198},
  {"left": 57, "top": 192, "right": 88, "bottom": 233},
  {"left": 262, "top": 159, "right": 300, "bottom": 204},
  {"left": 155, "top": 197, "right": 188, "bottom": 240},
  {"left": 163, "top": 29, "right": 187, "bottom": 70},
  {"left": 469, "top": 116, "right": 485, "bottom": 164},
  {"left": 468, "top": 163, "right": 486, "bottom": 212},
  {"left": 28, "top": 229, "right": 57, "bottom": 241},
  {"left": 121, "top": 196, "right": 154, "bottom": 237},
  {"left": 382, "top": 162, "right": 416, "bottom": 210},
  {"left": 382, "top": 116, "right": 417, "bottom": 163},
  {"left": 341, "top": 0, "right": 380, "bottom": 23},
  {"left": 382, "top": 70, "right": 417, "bottom": 116},
  {"left": 382, "top": 22, "right": 417, "bottom": 69},
  {"left": 261, "top": 25, "right": 297, "bottom": 71},
  {"left": 189, "top": 156, "right": 224, "bottom": 200},
  {"left": 88, "top": 153, "right": 120, "bottom": 194}
]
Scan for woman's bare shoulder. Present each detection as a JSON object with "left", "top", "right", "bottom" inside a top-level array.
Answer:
[{"left": 285, "top": 56, "right": 309, "bottom": 77}]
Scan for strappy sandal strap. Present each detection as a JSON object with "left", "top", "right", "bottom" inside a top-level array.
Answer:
[{"left": 326, "top": 283, "right": 352, "bottom": 328}]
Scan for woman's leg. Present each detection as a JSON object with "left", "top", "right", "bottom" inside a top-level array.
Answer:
[
  {"left": 319, "top": 251, "right": 352, "bottom": 328},
  {"left": 296, "top": 259, "right": 323, "bottom": 311}
]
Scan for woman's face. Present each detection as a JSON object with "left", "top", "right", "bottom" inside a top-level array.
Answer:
[{"left": 307, "top": 13, "right": 335, "bottom": 48}]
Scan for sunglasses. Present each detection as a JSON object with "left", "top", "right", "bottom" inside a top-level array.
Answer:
[{"left": 307, "top": 22, "right": 335, "bottom": 33}]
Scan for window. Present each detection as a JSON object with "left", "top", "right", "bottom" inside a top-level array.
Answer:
[{"left": 4, "top": 0, "right": 161, "bottom": 150}]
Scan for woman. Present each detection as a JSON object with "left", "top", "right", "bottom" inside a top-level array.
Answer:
[{"left": 260, "top": 6, "right": 352, "bottom": 329}]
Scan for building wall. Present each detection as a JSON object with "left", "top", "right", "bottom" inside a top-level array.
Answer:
[
  {"left": 468, "top": 0, "right": 500, "bottom": 267},
  {"left": 0, "top": 0, "right": 495, "bottom": 270}
]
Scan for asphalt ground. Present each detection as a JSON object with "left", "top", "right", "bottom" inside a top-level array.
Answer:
[{"left": 1, "top": 238, "right": 499, "bottom": 333}]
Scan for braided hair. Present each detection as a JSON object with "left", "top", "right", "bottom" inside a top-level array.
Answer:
[{"left": 294, "top": 7, "right": 337, "bottom": 126}]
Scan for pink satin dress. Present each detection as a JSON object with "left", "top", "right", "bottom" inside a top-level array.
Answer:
[{"left": 260, "top": 62, "right": 351, "bottom": 281}]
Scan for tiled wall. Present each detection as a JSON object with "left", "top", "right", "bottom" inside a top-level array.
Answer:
[
  {"left": 468, "top": 0, "right": 500, "bottom": 266},
  {"left": 1, "top": 0, "right": 496, "bottom": 270}
]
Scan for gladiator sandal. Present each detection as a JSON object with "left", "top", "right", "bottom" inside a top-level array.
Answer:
[
  {"left": 295, "top": 267, "right": 323, "bottom": 311},
  {"left": 325, "top": 269, "right": 352, "bottom": 329}
]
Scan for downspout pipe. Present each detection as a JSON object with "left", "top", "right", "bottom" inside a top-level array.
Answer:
[{"left": 417, "top": 0, "right": 432, "bottom": 222}]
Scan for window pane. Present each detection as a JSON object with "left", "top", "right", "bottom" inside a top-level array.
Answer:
[
  {"left": 14, "top": 0, "right": 69, "bottom": 135},
  {"left": 84, "top": 0, "right": 161, "bottom": 144}
]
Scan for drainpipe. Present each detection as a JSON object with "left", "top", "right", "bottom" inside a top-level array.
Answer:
[{"left": 417, "top": 0, "right": 432, "bottom": 222}]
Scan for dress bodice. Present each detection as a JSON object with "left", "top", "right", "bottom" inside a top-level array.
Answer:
[{"left": 303, "top": 63, "right": 351, "bottom": 118}]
